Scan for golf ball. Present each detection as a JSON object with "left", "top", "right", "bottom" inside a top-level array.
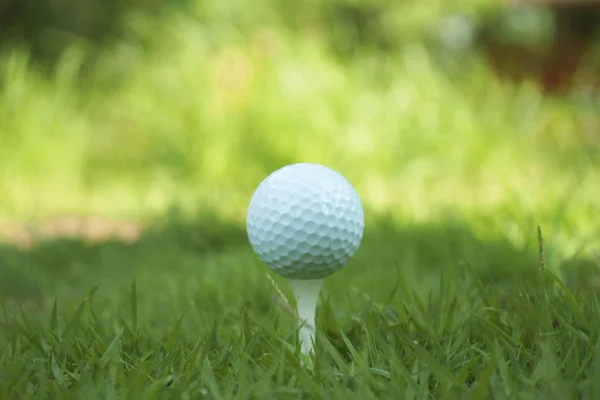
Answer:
[{"left": 246, "top": 163, "right": 364, "bottom": 280}]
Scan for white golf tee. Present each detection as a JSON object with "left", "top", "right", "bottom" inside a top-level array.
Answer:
[{"left": 287, "top": 278, "right": 324, "bottom": 358}]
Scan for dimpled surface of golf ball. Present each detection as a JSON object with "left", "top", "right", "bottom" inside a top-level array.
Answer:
[{"left": 246, "top": 163, "right": 364, "bottom": 280}]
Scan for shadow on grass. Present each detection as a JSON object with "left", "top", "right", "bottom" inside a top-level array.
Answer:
[{"left": 0, "top": 210, "right": 597, "bottom": 306}]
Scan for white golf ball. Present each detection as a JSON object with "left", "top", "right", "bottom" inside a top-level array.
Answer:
[{"left": 246, "top": 163, "right": 364, "bottom": 280}]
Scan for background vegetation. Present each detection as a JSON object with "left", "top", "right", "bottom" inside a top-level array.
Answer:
[{"left": 1, "top": 0, "right": 600, "bottom": 398}]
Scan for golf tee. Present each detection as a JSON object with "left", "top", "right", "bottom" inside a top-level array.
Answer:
[{"left": 287, "top": 278, "right": 324, "bottom": 358}]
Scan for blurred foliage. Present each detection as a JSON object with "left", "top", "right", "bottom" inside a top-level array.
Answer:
[
  {"left": 0, "top": 0, "right": 191, "bottom": 70},
  {"left": 0, "top": 0, "right": 491, "bottom": 71},
  {"left": 483, "top": 5, "right": 556, "bottom": 48},
  {"left": 0, "top": 0, "right": 598, "bottom": 262}
]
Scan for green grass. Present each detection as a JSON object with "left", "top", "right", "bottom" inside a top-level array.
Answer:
[
  {"left": 1, "top": 219, "right": 600, "bottom": 398},
  {"left": 2, "top": 1, "right": 600, "bottom": 398}
]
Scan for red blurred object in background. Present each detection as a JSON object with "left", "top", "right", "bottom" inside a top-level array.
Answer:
[{"left": 481, "top": 0, "right": 600, "bottom": 94}]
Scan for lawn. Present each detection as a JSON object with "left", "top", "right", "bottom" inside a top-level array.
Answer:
[{"left": 1, "top": 1, "right": 600, "bottom": 398}]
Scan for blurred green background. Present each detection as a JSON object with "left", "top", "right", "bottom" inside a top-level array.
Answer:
[{"left": 0, "top": 0, "right": 599, "bottom": 297}]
